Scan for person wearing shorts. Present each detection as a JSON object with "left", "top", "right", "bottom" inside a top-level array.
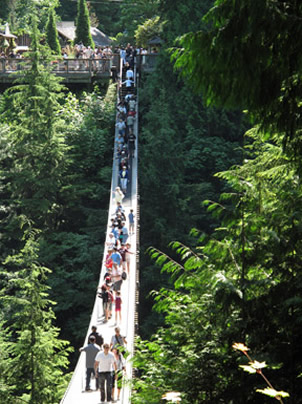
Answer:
[
  {"left": 111, "top": 265, "right": 122, "bottom": 294},
  {"left": 112, "top": 347, "right": 125, "bottom": 402},
  {"left": 115, "top": 291, "right": 122, "bottom": 324}
]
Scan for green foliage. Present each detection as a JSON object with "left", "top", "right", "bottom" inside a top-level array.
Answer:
[
  {"left": 57, "top": 0, "right": 78, "bottom": 22},
  {"left": 138, "top": 48, "right": 245, "bottom": 337},
  {"left": 159, "top": 0, "right": 213, "bottom": 42},
  {"left": 0, "top": 235, "right": 72, "bottom": 403},
  {"left": 39, "top": 85, "right": 116, "bottom": 345},
  {"left": 172, "top": 0, "right": 302, "bottom": 151},
  {"left": 8, "top": 0, "right": 59, "bottom": 31},
  {"left": 0, "top": 0, "right": 11, "bottom": 21},
  {"left": 88, "top": 1, "right": 122, "bottom": 37},
  {"left": 0, "top": 17, "right": 68, "bottom": 244},
  {"left": 75, "top": 0, "right": 94, "bottom": 48},
  {"left": 0, "top": 318, "right": 15, "bottom": 403},
  {"left": 135, "top": 16, "right": 163, "bottom": 48},
  {"left": 134, "top": 127, "right": 302, "bottom": 402},
  {"left": 233, "top": 343, "right": 289, "bottom": 403},
  {"left": 118, "top": 0, "right": 160, "bottom": 43},
  {"left": 46, "top": 7, "right": 61, "bottom": 55},
  {"left": 0, "top": 15, "right": 116, "bottom": 362}
]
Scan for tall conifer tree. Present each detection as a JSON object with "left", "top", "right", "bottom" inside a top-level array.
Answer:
[
  {"left": 75, "top": 0, "right": 94, "bottom": 48},
  {"left": 45, "top": 7, "right": 61, "bottom": 55},
  {"left": 1, "top": 234, "right": 71, "bottom": 403},
  {"left": 0, "top": 15, "right": 68, "bottom": 238}
]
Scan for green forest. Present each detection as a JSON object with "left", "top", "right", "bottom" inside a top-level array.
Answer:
[{"left": 1, "top": 0, "right": 302, "bottom": 403}]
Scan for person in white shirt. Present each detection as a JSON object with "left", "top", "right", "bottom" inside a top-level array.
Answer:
[
  {"left": 116, "top": 118, "right": 126, "bottom": 136},
  {"left": 94, "top": 344, "right": 117, "bottom": 403},
  {"left": 114, "top": 187, "right": 124, "bottom": 205},
  {"left": 106, "top": 233, "right": 116, "bottom": 251}
]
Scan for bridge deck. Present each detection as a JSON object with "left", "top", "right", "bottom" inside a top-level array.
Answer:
[{"left": 60, "top": 62, "right": 139, "bottom": 404}]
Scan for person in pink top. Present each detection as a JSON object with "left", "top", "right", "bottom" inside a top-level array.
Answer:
[{"left": 115, "top": 291, "right": 122, "bottom": 324}]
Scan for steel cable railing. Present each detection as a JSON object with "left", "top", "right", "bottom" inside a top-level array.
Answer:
[{"left": 60, "top": 57, "right": 139, "bottom": 404}]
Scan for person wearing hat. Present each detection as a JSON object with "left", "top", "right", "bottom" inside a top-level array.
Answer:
[{"left": 114, "top": 187, "right": 124, "bottom": 205}]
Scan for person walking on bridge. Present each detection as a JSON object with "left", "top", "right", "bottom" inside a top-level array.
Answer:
[
  {"left": 89, "top": 325, "right": 104, "bottom": 348},
  {"left": 95, "top": 344, "right": 117, "bottom": 403},
  {"left": 110, "top": 327, "right": 127, "bottom": 352},
  {"left": 114, "top": 187, "right": 124, "bottom": 206},
  {"left": 119, "top": 166, "right": 129, "bottom": 194},
  {"left": 79, "top": 335, "right": 101, "bottom": 391}
]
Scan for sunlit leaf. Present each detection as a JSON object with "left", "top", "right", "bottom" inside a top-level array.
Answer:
[
  {"left": 239, "top": 365, "right": 257, "bottom": 374},
  {"left": 232, "top": 343, "right": 249, "bottom": 353},
  {"left": 256, "top": 387, "right": 289, "bottom": 399}
]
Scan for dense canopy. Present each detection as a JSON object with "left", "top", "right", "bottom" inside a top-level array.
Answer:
[{"left": 0, "top": 1, "right": 302, "bottom": 403}]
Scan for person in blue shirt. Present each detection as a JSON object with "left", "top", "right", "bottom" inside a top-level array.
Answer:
[
  {"left": 128, "top": 209, "right": 135, "bottom": 235},
  {"left": 121, "top": 222, "right": 129, "bottom": 244},
  {"left": 111, "top": 247, "right": 122, "bottom": 267}
]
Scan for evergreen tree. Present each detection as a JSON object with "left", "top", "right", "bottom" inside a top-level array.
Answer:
[
  {"left": 133, "top": 128, "right": 302, "bottom": 403},
  {"left": 39, "top": 86, "right": 116, "bottom": 346},
  {"left": 45, "top": 7, "right": 61, "bottom": 55},
  {"left": 173, "top": 0, "right": 302, "bottom": 150},
  {"left": 0, "top": 0, "right": 11, "bottom": 21},
  {"left": 138, "top": 50, "right": 244, "bottom": 337},
  {"left": 75, "top": 0, "right": 94, "bottom": 48},
  {"left": 6, "top": 0, "right": 59, "bottom": 31},
  {"left": 0, "top": 15, "right": 68, "bottom": 249},
  {"left": 1, "top": 234, "right": 71, "bottom": 403},
  {"left": 135, "top": 16, "right": 163, "bottom": 48},
  {"left": 0, "top": 319, "right": 15, "bottom": 404}
]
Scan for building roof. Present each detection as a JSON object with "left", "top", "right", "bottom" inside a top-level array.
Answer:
[
  {"left": 148, "top": 36, "right": 163, "bottom": 45},
  {"left": 0, "top": 23, "right": 17, "bottom": 39},
  {"left": 56, "top": 21, "right": 111, "bottom": 47}
]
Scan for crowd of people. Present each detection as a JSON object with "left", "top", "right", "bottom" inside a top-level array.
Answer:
[
  {"left": 72, "top": 42, "right": 148, "bottom": 61},
  {"left": 116, "top": 58, "right": 137, "bottom": 192},
  {"left": 78, "top": 50, "right": 137, "bottom": 403},
  {"left": 80, "top": 326, "right": 127, "bottom": 402},
  {"left": 0, "top": 42, "right": 155, "bottom": 75}
]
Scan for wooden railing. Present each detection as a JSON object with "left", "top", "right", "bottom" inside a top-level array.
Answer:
[
  {"left": 0, "top": 55, "right": 121, "bottom": 83},
  {"left": 0, "top": 58, "right": 113, "bottom": 74},
  {"left": 0, "top": 54, "right": 158, "bottom": 77}
]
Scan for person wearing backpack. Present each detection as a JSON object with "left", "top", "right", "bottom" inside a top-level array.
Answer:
[
  {"left": 99, "top": 280, "right": 113, "bottom": 323},
  {"left": 88, "top": 325, "right": 104, "bottom": 348}
]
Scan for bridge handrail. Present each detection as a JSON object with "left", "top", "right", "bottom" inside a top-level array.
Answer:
[
  {"left": 0, "top": 55, "right": 120, "bottom": 75},
  {"left": 60, "top": 57, "right": 138, "bottom": 404},
  {"left": 136, "top": 53, "right": 158, "bottom": 71}
]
